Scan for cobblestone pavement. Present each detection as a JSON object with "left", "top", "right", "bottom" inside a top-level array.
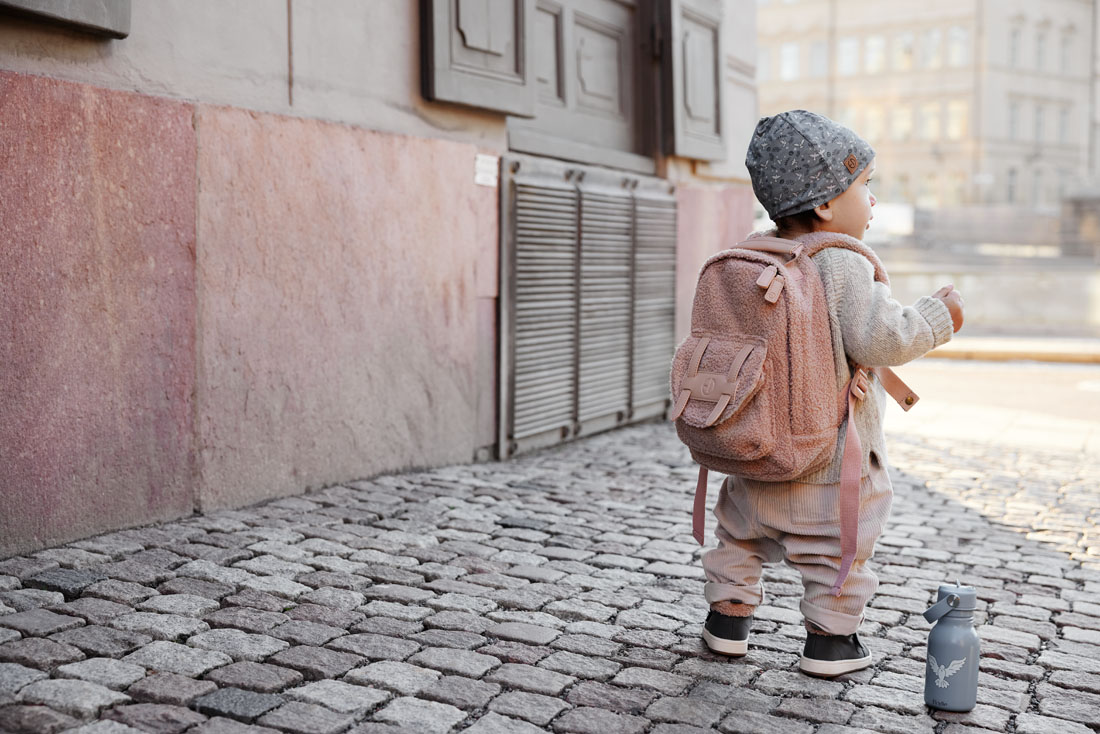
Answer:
[{"left": 1, "top": 422, "right": 1099, "bottom": 734}]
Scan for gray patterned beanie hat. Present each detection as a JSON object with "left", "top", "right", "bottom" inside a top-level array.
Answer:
[{"left": 745, "top": 109, "right": 875, "bottom": 220}]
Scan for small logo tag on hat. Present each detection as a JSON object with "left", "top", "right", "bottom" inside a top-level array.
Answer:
[{"left": 844, "top": 154, "right": 859, "bottom": 174}]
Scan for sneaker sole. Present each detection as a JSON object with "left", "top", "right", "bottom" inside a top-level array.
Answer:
[
  {"left": 702, "top": 629, "right": 748, "bottom": 656},
  {"left": 799, "top": 653, "right": 873, "bottom": 678}
]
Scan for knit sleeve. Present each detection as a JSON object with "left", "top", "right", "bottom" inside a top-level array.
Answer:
[{"left": 831, "top": 249, "right": 953, "bottom": 367}]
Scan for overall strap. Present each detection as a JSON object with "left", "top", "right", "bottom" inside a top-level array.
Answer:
[{"left": 692, "top": 466, "right": 709, "bottom": 545}]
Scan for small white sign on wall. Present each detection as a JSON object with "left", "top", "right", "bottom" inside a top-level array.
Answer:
[{"left": 475, "top": 154, "right": 499, "bottom": 188}]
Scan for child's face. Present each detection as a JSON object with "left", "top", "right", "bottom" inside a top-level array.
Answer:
[{"left": 818, "top": 159, "right": 877, "bottom": 240}]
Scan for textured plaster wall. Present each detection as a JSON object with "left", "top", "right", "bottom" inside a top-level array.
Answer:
[
  {"left": 194, "top": 105, "right": 497, "bottom": 510},
  {"left": 0, "top": 71, "right": 197, "bottom": 556},
  {"left": 675, "top": 185, "right": 757, "bottom": 343},
  {"left": 0, "top": 0, "right": 507, "bottom": 150}
]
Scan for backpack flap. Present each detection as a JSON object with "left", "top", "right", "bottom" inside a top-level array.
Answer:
[{"left": 669, "top": 334, "right": 767, "bottom": 428}]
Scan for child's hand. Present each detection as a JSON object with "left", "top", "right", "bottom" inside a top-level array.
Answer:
[{"left": 933, "top": 284, "right": 964, "bottom": 333}]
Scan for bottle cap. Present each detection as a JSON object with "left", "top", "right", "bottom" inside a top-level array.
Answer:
[{"left": 935, "top": 580, "right": 977, "bottom": 612}]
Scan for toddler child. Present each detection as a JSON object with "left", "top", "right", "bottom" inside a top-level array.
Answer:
[{"left": 700, "top": 110, "right": 964, "bottom": 677}]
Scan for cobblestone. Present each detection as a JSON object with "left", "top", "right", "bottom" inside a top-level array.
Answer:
[
  {"left": 552, "top": 706, "right": 648, "bottom": 734},
  {"left": 284, "top": 678, "right": 390, "bottom": 712},
  {"left": 192, "top": 687, "right": 284, "bottom": 723},
  {"left": 344, "top": 660, "right": 442, "bottom": 695},
  {"left": 489, "top": 689, "right": 571, "bottom": 724},
  {"left": 203, "top": 663, "right": 300, "bottom": 696},
  {"left": 136, "top": 594, "right": 221, "bottom": 617},
  {"left": 406, "top": 647, "right": 500, "bottom": 677},
  {"left": 256, "top": 701, "right": 356, "bottom": 733},
  {"left": 49, "top": 598, "right": 134, "bottom": 625},
  {"left": 55, "top": 657, "right": 146, "bottom": 690},
  {"left": 187, "top": 629, "right": 290, "bottom": 662},
  {"left": 102, "top": 703, "right": 207, "bottom": 732},
  {"left": 122, "top": 641, "right": 232, "bottom": 677},
  {"left": 126, "top": 672, "right": 218, "bottom": 705},
  {"left": 0, "top": 636, "right": 86, "bottom": 670},
  {"left": 646, "top": 695, "right": 726, "bottom": 728},
  {"left": 0, "top": 608, "right": 84, "bottom": 637},
  {"left": 49, "top": 625, "right": 152, "bottom": 658},
  {"left": 419, "top": 674, "right": 500, "bottom": 709},
  {"left": 0, "top": 422, "right": 1097, "bottom": 731},
  {"left": 109, "top": 612, "right": 209, "bottom": 642},
  {"left": 326, "top": 632, "right": 419, "bottom": 660},
  {"left": 0, "top": 703, "right": 81, "bottom": 732},
  {"left": 18, "top": 678, "right": 131, "bottom": 718},
  {"left": 24, "top": 569, "right": 108, "bottom": 599},
  {"left": 370, "top": 696, "right": 467, "bottom": 733},
  {"left": 0, "top": 588, "right": 66, "bottom": 611}
]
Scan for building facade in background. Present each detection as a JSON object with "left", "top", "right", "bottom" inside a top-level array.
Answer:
[
  {"left": 0, "top": 0, "right": 761, "bottom": 556},
  {"left": 757, "top": 0, "right": 1098, "bottom": 213}
]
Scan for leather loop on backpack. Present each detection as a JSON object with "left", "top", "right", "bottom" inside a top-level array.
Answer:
[
  {"left": 668, "top": 337, "right": 712, "bottom": 422},
  {"left": 755, "top": 265, "right": 778, "bottom": 289},
  {"left": 687, "top": 336, "right": 709, "bottom": 377},
  {"left": 764, "top": 275, "right": 785, "bottom": 303},
  {"left": 698, "top": 344, "right": 755, "bottom": 427}
]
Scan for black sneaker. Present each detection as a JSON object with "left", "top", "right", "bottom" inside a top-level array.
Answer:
[
  {"left": 799, "top": 632, "right": 873, "bottom": 677},
  {"left": 702, "top": 610, "right": 752, "bottom": 656}
]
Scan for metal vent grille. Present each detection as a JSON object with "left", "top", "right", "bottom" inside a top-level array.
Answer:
[
  {"left": 499, "top": 154, "right": 677, "bottom": 458},
  {"left": 513, "top": 181, "right": 577, "bottom": 440}
]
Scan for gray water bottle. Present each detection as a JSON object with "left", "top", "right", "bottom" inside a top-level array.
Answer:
[{"left": 922, "top": 581, "right": 980, "bottom": 712}]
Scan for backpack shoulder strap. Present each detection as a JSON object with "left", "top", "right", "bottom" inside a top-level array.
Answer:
[
  {"left": 790, "top": 231, "right": 889, "bottom": 285},
  {"left": 741, "top": 229, "right": 889, "bottom": 285}
]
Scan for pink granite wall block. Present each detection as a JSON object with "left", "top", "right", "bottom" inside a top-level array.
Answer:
[{"left": 0, "top": 71, "right": 197, "bottom": 556}]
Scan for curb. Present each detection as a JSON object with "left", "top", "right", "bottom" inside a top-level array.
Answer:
[{"left": 928, "top": 339, "right": 1100, "bottom": 365}]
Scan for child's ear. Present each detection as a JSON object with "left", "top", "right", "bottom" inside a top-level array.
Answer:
[{"left": 814, "top": 202, "right": 834, "bottom": 222}]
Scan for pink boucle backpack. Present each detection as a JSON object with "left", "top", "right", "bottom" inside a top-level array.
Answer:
[{"left": 669, "top": 234, "right": 917, "bottom": 594}]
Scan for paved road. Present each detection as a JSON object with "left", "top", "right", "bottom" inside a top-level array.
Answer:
[
  {"left": 0, "top": 359, "right": 1097, "bottom": 733},
  {"left": 886, "top": 358, "right": 1100, "bottom": 454}
]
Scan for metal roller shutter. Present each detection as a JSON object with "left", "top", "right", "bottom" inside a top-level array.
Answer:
[{"left": 499, "top": 153, "right": 676, "bottom": 458}]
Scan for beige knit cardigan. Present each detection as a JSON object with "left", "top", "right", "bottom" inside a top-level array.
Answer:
[{"left": 746, "top": 228, "right": 954, "bottom": 484}]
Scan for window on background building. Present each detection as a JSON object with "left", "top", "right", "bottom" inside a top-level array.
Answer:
[
  {"left": 838, "top": 106, "right": 859, "bottom": 132},
  {"left": 838, "top": 37, "right": 860, "bottom": 75},
  {"left": 891, "top": 105, "right": 914, "bottom": 140},
  {"left": 946, "top": 100, "right": 968, "bottom": 140},
  {"left": 920, "top": 101, "right": 941, "bottom": 140},
  {"left": 920, "top": 28, "right": 942, "bottom": 69},
  {"left": 864, "top": 106, "right": 885, "bottom": 142},
  {"left": 1061, "top": 33, "right": 1072, "bottom": 73},
  {"left": 1057, "top": 167, "right": 1070, "bottom": 201},
  {"left": 1058, "top": 106, "right": 1070, "bottom": 144},
  {"left": 1032, "top": 169, "right": 1044, "bottom": 206},
  {"left": 1006, "top": 168, "right": 1017, "bottom": 202},
  {"left": 809, "top": 40, "right": 829, "bottom": 77},
  {"left": 949, "top": 172, "right": 967, "bottom": 204},
  {"left": 918, "top": 173, "right": 939, "bottom": 208},
  {"left": 758, "top": 46, "right": 771, "bottom": 82},
  {"left": 1035, "top": 103, "right": 1044, "bottom": 143},
  {"left": 865, "top": 35, "right": 886, "bottom": 73},
  {"left": 780, "top": 42, "right": 800, "bottom": 80},
  {"left": 894, "top": 173, "right": 912, "bottom": 203},
  {"left": 1009, "top": 26, "right": 1022, "bottom": 67},
  {"left": 947, "top": 26, "right": 969, "bottom": 67},
  {"left": 893, "top": 31, "right": 915, "bottom": 71},
  {"left": 1036, "top": 29, "right": 1047, "bottom": 71},
  {"left": 1008, "top": 100, "right": 1020, "bottom": 140}
]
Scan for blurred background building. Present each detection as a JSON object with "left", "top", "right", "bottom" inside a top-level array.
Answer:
[
  {"left": 756, "top": 0, "right": 1100, "bottom": 255},
  {"left": 756, "top": 0, "right": 1100, "bottom": 338}
]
